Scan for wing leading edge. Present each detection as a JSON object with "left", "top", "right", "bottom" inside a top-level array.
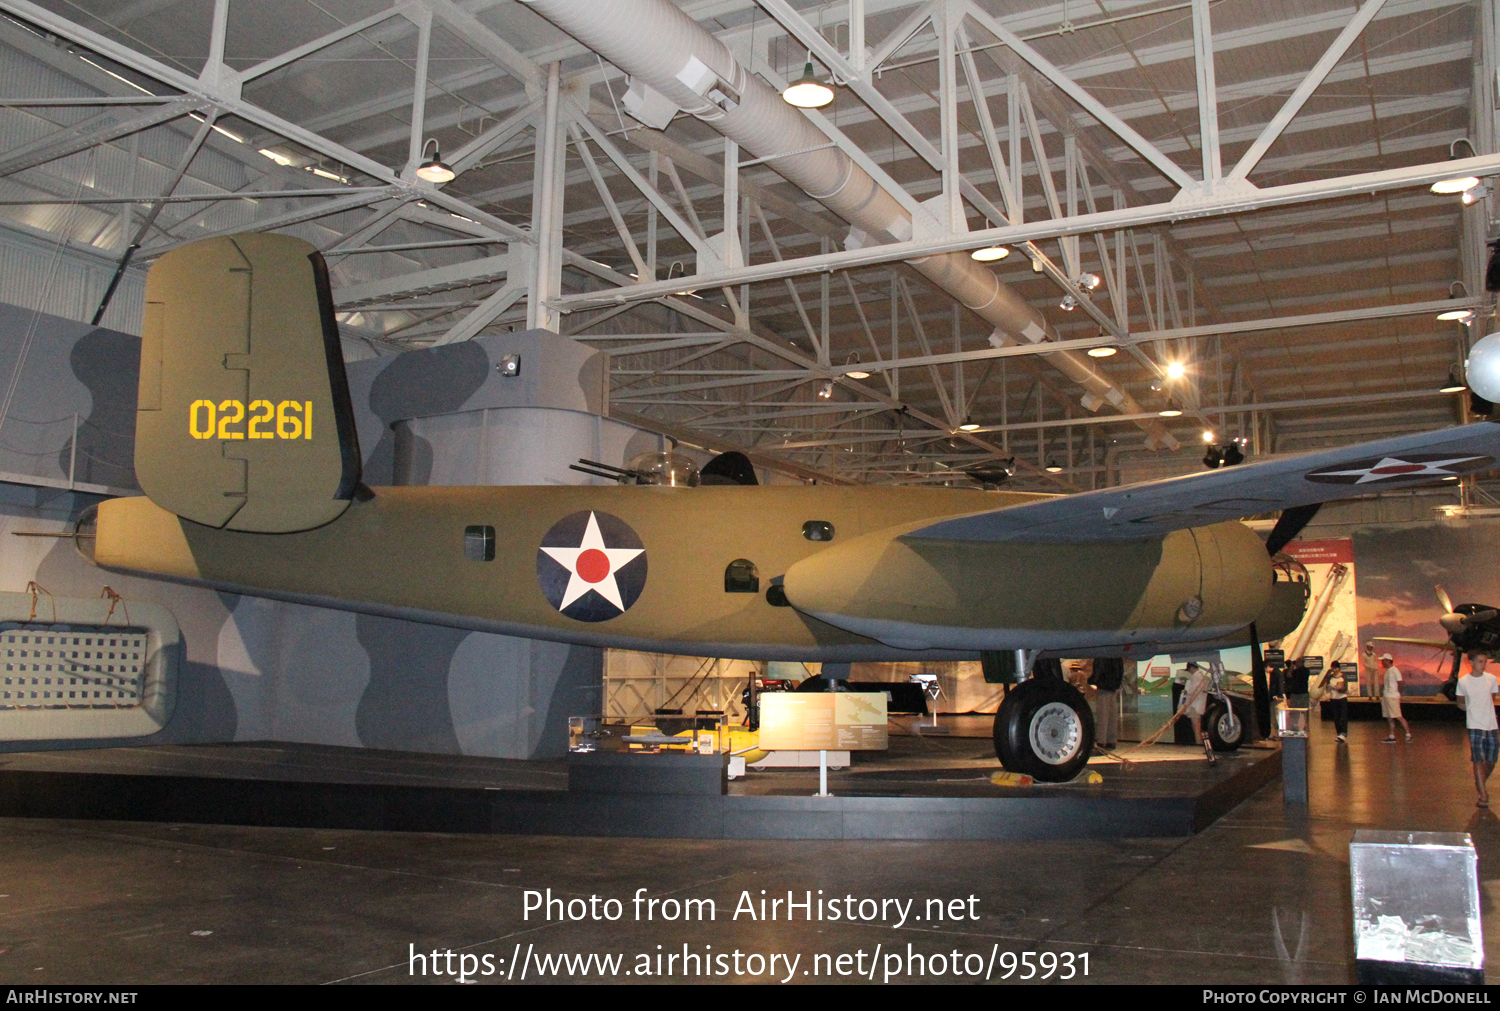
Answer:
[{"left": 908, "top": 422, "right": 1500, "bottom": 544}]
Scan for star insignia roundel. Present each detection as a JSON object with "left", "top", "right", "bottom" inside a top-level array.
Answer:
[
  {"left": 536, "top": 511, "right": 647, "bottom": 622},
  {"left": 1304, "top": 453, "right": 1495, "bottom": 485}
]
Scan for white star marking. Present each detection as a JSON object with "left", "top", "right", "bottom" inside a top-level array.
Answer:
[
  {"left": 539, "top": 512, "right": 644, "bottom": 612},
  {"left": 1314, "top": 454, "right": 1487, "bottom": 484}
]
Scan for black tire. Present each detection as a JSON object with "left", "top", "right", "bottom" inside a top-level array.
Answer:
[
  {"left": 1204, "top": 699, "right": 1244, "bottom": 752},
  {"left": 994, "top": 678, "right": 1095, "bottom": 782}
]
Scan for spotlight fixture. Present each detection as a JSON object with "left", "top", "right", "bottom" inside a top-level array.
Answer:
[
  {"left": 1149, "top": 379, "right": 1164, "bottom": 392},
  {"left": 1202, "top": 439, "right": 1244, "bottom": 470},
  {"left": 1166, "top": 361, "right": 1186, "bottom": 380},
  {"left": 1059, "top": 295, "right": 1078, "bottom": 311},
  {"left": 1202, "top": 430, "right": 1216, "bottom": 443},
  {"left": 1441, "top": 363, "right": 1468, "bottom": 394},
  {"left": 1463, "top": 184, "right": 1491, "bottom": 206},
  {"left": 971, "top": 244, "right": 1010, "bottom": 262},
  {"left": 1159, "top": 408, "right": 1183, "bottom": 417},
  {"left": 1077, "top": 272, "right": 1101, "bottom": 291},
  {"left": 844, "top": 352, "right": 870, "bottom": 380},
  {"left": 782, "top": 58, "right": 833, "bottom": 108},
  {"left": 415, "top": 139, "right": 455, "bottom": 183},
  {"left": 1431, "top": 138, "right": 1482, "bottom": 195},
  {"left": 958, "top": 417, "right": 981, "bottom": 432},
  {"left": 817, "top": 380, "right": 834, "bottom": 399},
  {"left": 1087, "top": 346, "right": 1118, "bottom": 358},
  {"left": 1044, "top": 458, "right": 1063, "bottom": 473}
]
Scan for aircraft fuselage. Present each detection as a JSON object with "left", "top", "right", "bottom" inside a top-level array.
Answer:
[{"left": 88, "top": 483, "right": 1294, "bottom": 662}]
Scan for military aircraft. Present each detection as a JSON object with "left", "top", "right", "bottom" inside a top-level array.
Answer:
[
  {"left": 1371, "top": 586, "right": 1500, "bottom": 691},
  {"left": 75, "top": 233, "right": 1500, "bottom": 780}
]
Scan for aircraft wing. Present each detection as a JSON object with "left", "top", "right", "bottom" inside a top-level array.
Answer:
[
  {"left": 1368, "top": 636, "right": 1457, "bottom": 651},
  {"left": 909, "top": 422, "right": 1500, "bottom": 543}
]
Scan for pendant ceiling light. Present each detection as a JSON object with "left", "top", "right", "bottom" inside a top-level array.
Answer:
[
  {"left": 782, "top": 58, "right": 833, "bottom": 108},
  {"left": 416, "top": 138, "right": 455, "bottom": 183}
]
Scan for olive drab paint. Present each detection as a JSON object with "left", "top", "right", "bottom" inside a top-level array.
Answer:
[
  {"left": 134, "top": 233, "right": 359, "bottom": 533},
  {"left": 97, "top": 232, "right": 1323, "bottom": 664}
]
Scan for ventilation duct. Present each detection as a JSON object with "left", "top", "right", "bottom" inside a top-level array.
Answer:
[{"left": 521, "top": 0, "right": 1177, "bottom": 451}]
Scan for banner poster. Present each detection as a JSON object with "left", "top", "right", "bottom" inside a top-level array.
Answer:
[
  {"left": 1350, "top": 523, "right": 1500, "bottom": 697},
  {"left": 1278, "top": 539, "right": 1364, "bottom": 695}
]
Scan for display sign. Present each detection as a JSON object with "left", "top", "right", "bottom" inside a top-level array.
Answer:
[
  {"left": 1264, "top": 648, "right": 1285, "bottom": 665},
  {"left": 758, "top": 692, "right": 888, "bottom": 751},
  {"left": 1303, "top": 656, "right": 1324, "bottom": 674}
]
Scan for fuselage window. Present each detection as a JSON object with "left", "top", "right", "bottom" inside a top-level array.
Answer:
[
  {"left": 725, "top": 559, "right": 759, "bottom": 593},
  {"left": 464, "top": 525, "right": 496, "bottom": 562},
  {"left": 802, "top": 520, "right": 835, "bottom": 542}
]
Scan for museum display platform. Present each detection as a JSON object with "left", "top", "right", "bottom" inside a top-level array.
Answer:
[{"left": 0, "top": 726, "right": 1282, "bottom": 841}]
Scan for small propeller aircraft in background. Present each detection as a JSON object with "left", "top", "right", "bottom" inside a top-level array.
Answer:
[
  {"left": 1371, "top": 586, "right": 1500, "bottom": 692},
  {"left": 75, "top": 233, "right": 1500, "bottom": 781}
]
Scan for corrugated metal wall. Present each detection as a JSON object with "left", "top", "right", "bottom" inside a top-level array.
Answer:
[{"left": 0, "top": 222, "right": 143, "bottom": 333}]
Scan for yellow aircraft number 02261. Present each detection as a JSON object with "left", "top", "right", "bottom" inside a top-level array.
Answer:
[{"left": 188, "top": 399, "right": 312, "bottom": 441}]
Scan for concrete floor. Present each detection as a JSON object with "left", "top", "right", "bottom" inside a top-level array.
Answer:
[{"left": 0, "top": 716, "right": 1496, "bottom": 985}]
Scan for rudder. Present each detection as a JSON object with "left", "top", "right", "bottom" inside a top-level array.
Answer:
[{"left": 135, "top": 232, "right": 361, "bottom": 532}]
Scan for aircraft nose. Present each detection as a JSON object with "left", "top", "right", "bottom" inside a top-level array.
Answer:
[{"left": 1441, "top": 613, "right": 1467, "bottom": 633}]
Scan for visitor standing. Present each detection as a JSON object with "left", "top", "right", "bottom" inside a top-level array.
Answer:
[
  {"left": 1182, "top": 661, "right": 1216, "bottom": 764},
  {"left": 1089, "top": 657, "right": 1124, "bottom": 750},
  {"left": 1454, "top": 653, "right": 1500, "bottom": 807},
  {"left": 1284, "top": 659, "right": 1311, "bottom": 710},
  {"left": 1325, "top": 661, "right": 1349, "bottom": 743},
  {"left": 1378, "top": 652, "right": 1412, "bottom": 743}
]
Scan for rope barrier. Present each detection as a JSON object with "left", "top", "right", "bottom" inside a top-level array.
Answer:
[
  {"left": 25, "top": 581, "right": 55, "bottom": 623},
  {"left": 100, "top": 586, "right": 130, "bottom": 626}
]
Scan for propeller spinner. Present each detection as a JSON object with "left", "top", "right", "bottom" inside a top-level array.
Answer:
[{"left": 1436, "top": 586, "right": 1499, "bottom": 632}]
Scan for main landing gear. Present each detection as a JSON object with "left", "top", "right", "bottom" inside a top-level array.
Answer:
[{"left": 994, "top": 676, "right": 1095, "bottom": 783}]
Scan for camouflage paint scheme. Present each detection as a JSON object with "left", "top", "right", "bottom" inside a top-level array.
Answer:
[{"left": 86, "top": 233, "right": 1302, "bottom": 664}]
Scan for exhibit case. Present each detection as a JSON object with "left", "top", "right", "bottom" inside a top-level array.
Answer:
[{"left": 1350, "top": 830, "right": 1483, "bottom": 984}]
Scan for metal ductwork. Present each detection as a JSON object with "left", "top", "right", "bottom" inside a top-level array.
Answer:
[{"left": 521, "top": 0, "right": 1177, "bottom": 451}]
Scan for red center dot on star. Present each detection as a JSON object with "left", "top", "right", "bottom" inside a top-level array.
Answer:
[{"left": 576, "top": 548, "right": 611, "bottom": 583}]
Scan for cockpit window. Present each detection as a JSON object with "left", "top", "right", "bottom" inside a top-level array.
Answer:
[
  {"left": 464, "top": 525, "right": 495, "bottom": 562},
  {"left": 724, "top": 559, "right": 759, "bottom": 593},
  {"left": 802, "top": 520, "right": 835, "bottom": 542}
]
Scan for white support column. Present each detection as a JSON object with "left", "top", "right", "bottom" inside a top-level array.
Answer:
[
  {"left": 202, "top": 0, "right": 229, "bottom": 83},
  {"left": 647, "top": 150, "right": 659, "bottom": 281},
  {"left": 1191, "top": 0, "right": 1222, "bottom": 185},
  {"left": 405, "top": 6, "right": 433, "bottom": 178},
  {"left": 849, "top": 0, "right": 866, "bottom": 77},
  {"left": 723, "top": 137, "right": 741, "bottom": 269},
  {"left": 1008, "top": 74, "right": 1022, "bottom": 225},
  {"left": 937, "top": 0, "right": 962, "bottom": 230},
  {"left": 820, "top": 238, "right": 831, "bottom": 367},
  {"left": 528, "top": 61, "right": 563, "bottom": 332}
]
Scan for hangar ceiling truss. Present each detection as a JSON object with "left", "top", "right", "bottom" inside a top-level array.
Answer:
[{"left": 0, "top": 0, "right": 1494, "bottom": 489}]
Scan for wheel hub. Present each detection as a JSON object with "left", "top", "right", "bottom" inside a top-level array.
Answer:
[{"left": 1028, "top": 701, "right": 1083, "bottom": 765}]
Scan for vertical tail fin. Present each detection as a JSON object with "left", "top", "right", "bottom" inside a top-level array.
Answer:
[{"left": 134, "top": 232, "right": 361, "bottom": 532}]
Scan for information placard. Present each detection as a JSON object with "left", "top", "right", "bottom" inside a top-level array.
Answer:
[{"left": 758, "top": 692, "right": 888, "bottom": 751}]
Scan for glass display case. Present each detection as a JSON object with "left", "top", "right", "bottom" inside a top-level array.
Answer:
[{"left": 1351, "top": 830, "right": 1483, "bottom": 984}]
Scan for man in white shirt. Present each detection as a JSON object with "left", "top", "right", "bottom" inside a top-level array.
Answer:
[
  {"left": 1454, "top": 652, "right": 1500, "bottom": 807},
  {"left": 1378, "top": 652, "right": 1412, "bottom": 743}
]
